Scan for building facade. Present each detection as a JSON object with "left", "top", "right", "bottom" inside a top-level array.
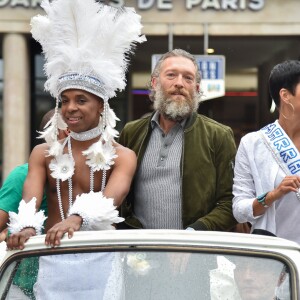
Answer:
[{"left": 0, "top": 0, "right": 299, "bottom": 182}]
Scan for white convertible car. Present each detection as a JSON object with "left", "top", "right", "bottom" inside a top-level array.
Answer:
[{"left": 0, "top": 230, "right": 299, "bottom": 299}]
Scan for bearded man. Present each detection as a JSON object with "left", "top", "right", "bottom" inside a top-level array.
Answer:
[{"left": 118, "top": 49, "right": 237, "bottom": 231}]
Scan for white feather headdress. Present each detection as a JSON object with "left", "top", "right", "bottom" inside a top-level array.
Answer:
[
  {"left": 31, "top": 0, "right": 145, "bottom": 100},
  {"left": 30, "top": 0, "right": 145, "bottom": 171}
]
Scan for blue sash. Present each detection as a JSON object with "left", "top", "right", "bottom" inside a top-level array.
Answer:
[{"left": 260, "top": 120, "right": 300, "bottom": 176}]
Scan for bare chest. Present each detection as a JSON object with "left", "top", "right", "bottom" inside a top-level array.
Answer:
[{"left": 46, "top": 149, "right": 110, "bottom": 197}]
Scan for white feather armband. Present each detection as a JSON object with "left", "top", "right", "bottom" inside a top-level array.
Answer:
[
  {"left": 68, "top": 191, "right": 124, "bottom": 231},
  {"left": 8, "top": 198, "right": 47, "bottom": 235}
]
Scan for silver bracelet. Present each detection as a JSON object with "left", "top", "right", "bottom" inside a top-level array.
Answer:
[{"left": 70, "top": 212, "right": 89, "bottom": 230}]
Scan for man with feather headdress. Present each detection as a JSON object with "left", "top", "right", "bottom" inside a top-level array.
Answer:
[
  {"left": 6, "top": 0, "right": 145, "bottom": 250},
  {"left": 4, "top": 0, "right": 145, "bottom": 298}
]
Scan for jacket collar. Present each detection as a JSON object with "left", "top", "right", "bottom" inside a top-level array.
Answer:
[{"left": 150, "top": 111, "right": 197, "bottom": 130}]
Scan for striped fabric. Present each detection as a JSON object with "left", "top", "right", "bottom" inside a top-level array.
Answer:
[{"left": 134, "top": 121, "right": 184, "bottom": 229}]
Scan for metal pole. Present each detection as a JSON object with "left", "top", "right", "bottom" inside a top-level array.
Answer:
[
  {"left": 203, "top": 23, "right": 208, "bottom": 55},
  {"left": 168, "top": 23, "right": 173, "bottom": 51}
]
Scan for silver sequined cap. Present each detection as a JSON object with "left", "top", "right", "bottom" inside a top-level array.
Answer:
[{"left": 57, "top": 72, "right": 108, "bottom": 100}]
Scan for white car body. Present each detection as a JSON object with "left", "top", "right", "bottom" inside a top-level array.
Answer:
[{"left": 0, "top": 230, "right": 299, "bottom": 299}]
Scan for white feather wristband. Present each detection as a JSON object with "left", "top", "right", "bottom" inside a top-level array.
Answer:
[
  {"left": 68, "top": 191, "right": 124, "bottom": 231},
  {"left": 8, "top": 198, "right": 47, "bottom": 235}
]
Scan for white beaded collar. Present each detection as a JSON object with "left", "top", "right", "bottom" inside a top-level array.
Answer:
[{"left": 69, "top": 126, "right": 102, "bottom": 141}]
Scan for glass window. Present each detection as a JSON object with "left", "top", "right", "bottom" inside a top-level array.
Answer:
[{"left": 0, "top": 251, "right": 292, "bottom": 300}]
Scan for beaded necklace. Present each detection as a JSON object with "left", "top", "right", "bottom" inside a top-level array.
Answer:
[{"left": 56, "top": 129, "right": 106, "bottom": 220}]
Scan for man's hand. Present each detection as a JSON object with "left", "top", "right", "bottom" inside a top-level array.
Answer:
[
  {"left": 6, "top": 228, "right": 36, "bottom": 250},
  {"left": 45, "top": 215, "right": 82, "bottom": 248}
]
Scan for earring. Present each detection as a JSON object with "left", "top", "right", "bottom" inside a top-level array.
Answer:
[
  {"left": 288, "top": 102, "right": 295, "bottom": 119},
  {"left": 281, "top": 102, "right": 295, "bottom": 120},
  {"left": 281, "top": 112, "right": 288, "bottom": 120}
]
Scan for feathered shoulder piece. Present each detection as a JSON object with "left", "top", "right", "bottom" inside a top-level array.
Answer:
[{"left": 30, "top": 0, "right": 146, "bottom": 100}]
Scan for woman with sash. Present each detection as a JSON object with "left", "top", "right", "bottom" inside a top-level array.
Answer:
[{"left": 233, "top": 60, "right": 300, "bottom": 243}]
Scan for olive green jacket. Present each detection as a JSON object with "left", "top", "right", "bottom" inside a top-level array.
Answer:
[{"left": 118, "top": 112, "right": 237, "bottom": 231}]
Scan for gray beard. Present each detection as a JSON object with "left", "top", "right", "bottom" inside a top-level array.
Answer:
[{"left": 153, "top": 84, "right": 200, "bottom": 121}]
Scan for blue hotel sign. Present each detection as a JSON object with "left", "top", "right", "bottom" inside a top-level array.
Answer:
[
  {"left": 196, "top": 55, "right": 225, "bottom": 80},
  {"left": 196, "top": 55, "right": 225, "bottom": 100}
]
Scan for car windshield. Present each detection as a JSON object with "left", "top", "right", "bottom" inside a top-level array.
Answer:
[{"left": 0, "top": 250, "right": 291, "bottom": 300}]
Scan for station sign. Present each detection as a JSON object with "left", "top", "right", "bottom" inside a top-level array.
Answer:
[{"left": 151, "top": 54, "right": 225, "bottom": 101}]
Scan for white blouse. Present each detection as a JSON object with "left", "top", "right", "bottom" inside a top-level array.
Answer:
[{"left": 232, "top": 130, "right": 300, "bottom": 243}]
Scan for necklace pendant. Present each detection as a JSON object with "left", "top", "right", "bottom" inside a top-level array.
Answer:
[{"left": 62, "top": 166, "right": 69, "bottom": 173}]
